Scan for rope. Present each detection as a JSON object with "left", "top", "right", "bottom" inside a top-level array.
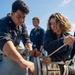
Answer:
[
  {"left": 48, "top": 44, "right": 66, "bottom": 57},
  {"left": 25, "top": 53, "right": 30, "bottom": 75}
]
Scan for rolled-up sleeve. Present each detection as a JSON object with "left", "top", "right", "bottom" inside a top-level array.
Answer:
[
  {"left": 0, "top": 24, "right": 12, "bottom": 50},
  {"left": 22, "top": 24, "right": 31, "bottom": 45}
]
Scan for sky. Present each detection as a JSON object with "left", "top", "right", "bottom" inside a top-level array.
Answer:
[{"left": 0, "top": 0, "right": 75, "bottom": 35}]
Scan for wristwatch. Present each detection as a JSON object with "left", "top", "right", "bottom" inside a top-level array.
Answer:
[{"left": 29, "top": 50, "right": 33, "bottom": 54}]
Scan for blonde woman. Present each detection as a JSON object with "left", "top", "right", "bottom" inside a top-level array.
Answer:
[
  {"left": 42, "top": 13, "right": 75, "bottom": 75},
  {"left": 43, "top": 13, "right": 75, "bottom": 62}
]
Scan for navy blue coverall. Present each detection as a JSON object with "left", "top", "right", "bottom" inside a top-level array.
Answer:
[
  {"left": 30, "top": 26, "right": 45, "bottom": 51},
  {"left": 43, "top": 29, "right": 73, "bottom": 62},
  {"left": 0, "top": 16, "right": 31, "bottom": 50}
]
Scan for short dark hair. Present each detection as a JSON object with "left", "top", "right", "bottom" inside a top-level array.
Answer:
[{"left": 12, "top": 0, "right": 29, "bottom": 14}]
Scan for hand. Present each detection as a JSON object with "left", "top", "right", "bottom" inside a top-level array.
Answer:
[
  {"left": 63, "top": 36, "right": 75, "bottom": 45},
  {"left": 30, "top": 49, "right": 41, "bottom": 57},
  {"left": 19, "top": 59, "right": 34, "bottom": 75},
  {"left": 25, "top": 61, "right": 34, "bottom": 75},
  {"left": 34, "top": 49, "right": 41, "bottom": 57},
  {"left": 29, "top": 49, "right": 36, "bottom": 56},
  {"left": 40, "top": 56, "right": 51, "bottom": 63}
]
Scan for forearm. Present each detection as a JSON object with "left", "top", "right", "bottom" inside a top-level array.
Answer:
[
  {"left": 2, "top": 41, "right": 25, "bottom": 64},
  {"left": 25, "top": 42, "right": 33, "bottom": 51}
]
